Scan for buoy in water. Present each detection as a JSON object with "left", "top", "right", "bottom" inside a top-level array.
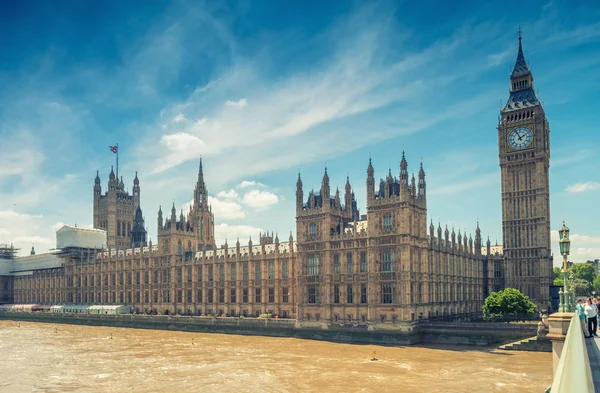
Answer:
[{"left": 370, "top": 350, "right": 378, "bottom": 361}]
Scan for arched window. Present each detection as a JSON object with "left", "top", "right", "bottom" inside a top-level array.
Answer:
[
  {"left": 127, "top": 222, "right": 131, "bottom": 236},
  {"left": 117, "top": 220, "right": 121, "bottom": 236},
  {"left": 177, "top": 240, "right": 182, "bottom": 255},
  {"left": 188, "top": 241, "right": 192, "bottom": 251},
  {"left": 122, "top": 222, "right": 126, "bottom": 237}
]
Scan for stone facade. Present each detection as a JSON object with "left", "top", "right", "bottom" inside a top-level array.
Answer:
[
  {"left": 498, "top": 33, "right": 552, "bottom": 310},
  {"left": 93, "top": 167, "right": 141, "bottom": 249}
]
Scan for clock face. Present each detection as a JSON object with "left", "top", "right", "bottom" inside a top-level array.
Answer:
[{"left": 508, "top": 126, "right": 533, "bottom": 150}]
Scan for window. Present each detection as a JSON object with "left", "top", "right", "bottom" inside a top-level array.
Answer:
[
  {"left": 117, "top": 220, "right": 121, "bottom": 236},
  {"left": 346, "top": 253, "right": 353, "bottom": 274},
  {"left": 187, "top": 290, "right": 192, "bottom": 303},
  {"left": 208, "top": 265, "right": 213, "bottom": 282},
  {"left": 308, "top": 285, "right": 319, "bottom": 304},
  {"left": 177, "top": 240, "right": 183, "bottom": 255},
  {"left": 153, "top": 291, "right": 158, "bottom": 303},
  {"left": 219, "top": 265, "right": 225, "bottom": 281},
  {"left": 282, "top": 287, "right": 289, "bottom": 304},
  {"left": 242, "top": 288, "right": 248, "bottom": 303},
  {"left": 494, "top": 262, "right": 502, "bottom": 278},
  {"left": 145, "top": 271, "right": 150, "bottom": 285},
  {"left": 309, "top": 223, "right": 317, "bottom": 236},
  {"left": 282, "top": 261, "right": 289, "bottom": 279},
  {"left": 334, "top": 284, "right": 340, "bottom": 304},
  {"left": 347, "top": 285, "right": 353, "bottom": 304},
  {"left": 218, "top": 289, "right": 224, "bottom": 303},
  {"left": 255, "top": 288, "right": 262, "bottom": 303},
  {"left": 308, "top": 255, "right": 320, "bottom": 275},
  {"left": 255, "top": 263, "right": 262, "bottom": 280},
  {"left": 361, "top": 284, "right": 367, "bottom": 304},
  {"left": 268, "top": 262, "right": 275, "bottom": 279},
  {"left": 177, "top": 290, "right": 182, "bottom": 303},
  {"left": 163, "top": 290, "right": 170, "bottom": 303},
  {"left": 197, "top": 289, "right": 202, "bottom": 303},
  {"left": 230, "top": 288, "right": 236, "bottom": 303},
  {"left": 136, "top": 272, "right": 140, "bottom": 285},
  {"left": 127, "top": 272, "right": 132, "bottom": 285},
  {"left": 208, "top": 289, "right": 214, "bottom": 303},
  {"left": 360, "top": 251, "right": 367, "bottom": 272},
  {"left": 177, "top": 267, "right": 182, "bottom": 284},
  {"left": 230, "top": 264, "right": 237, "bottom": 281},
  {"left": 153, "top": 271, "right": 158, "bottom": 284},
  {"left": 383, "top": 214, "right": 393, "bottom": 230},
  {"left": 381, "top": 284, "right": 395, "bottom": 304},
  {"left": 381, "top": 248, "right": 395, "bottom": 272},
  {"left": 333, "top": 254, "right": 340, "bottom": 274},
  {"left": 268, "top": 287, "right": 275, "bottom": 303},
  {"left": 243, "top": 263, "right": 249, "bottom": 281},
  {"left": 163, "top": 240, "right": 169, "bottom": 253},
  {"left": 197, "top": 266, "right": 203, "bottom": 282}
]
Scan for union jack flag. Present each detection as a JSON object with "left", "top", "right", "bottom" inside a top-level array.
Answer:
[{"left": 109, "top": 145, "right": 118, "bottom": 154}]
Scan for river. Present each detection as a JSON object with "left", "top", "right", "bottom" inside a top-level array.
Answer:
[{"left": 0, "top": 321, "right": 552, "bottom": 392}]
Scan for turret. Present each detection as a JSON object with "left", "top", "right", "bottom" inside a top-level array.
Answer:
[
  {"left": 400, "top": 151, "right": 408, "bottom": 187},
  {"left": 366, "top": 158, "right": 375, "bottom": 203},
  {"left": 296, "top": 173, "right": 303, "bottom": 215},
  {"left": 334, "top": 187, "right": 341, "bottom": 209},
  {"left": 171, "top": 202, "right": 177, "bottom": 223},
  {"left": 30, "top": 246, "right": 35, "bottom": 255},
  {"left": 344, "top": 176, "right": 352, "bottom": 213},
  {"left": 158, "top": 205, "right": 163, "bottom": 230},
  {"left": 475, "top": 222, "right": 482, "bottom": 255},
  {"left": 410, "top": 174, "right": 416, "bottom": 198},
  {"left": 94, "top": 170, "right": 101, "bottom": 195},
  {"left": 133, "top": 171, "right": 140, "bottom": 209},
  {"left": 418, "top": 162, "right": 426, "bottom": 200},
  {"left": 321, "top": 167, "right": 330, "bottom": 210}
]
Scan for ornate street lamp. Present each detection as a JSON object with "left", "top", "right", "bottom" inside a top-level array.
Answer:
[{"left": 558, "top": 221, "right": 572, "bottom": 312}]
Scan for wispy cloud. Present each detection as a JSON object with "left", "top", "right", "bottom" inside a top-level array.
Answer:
[{"left": 565, "top": 182, "right": 600, "bottom": 193}]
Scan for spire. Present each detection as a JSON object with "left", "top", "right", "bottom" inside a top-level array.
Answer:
[
  {"left": 418, "top": 162, "right": 425, "bottom": 179},
  {"left": 511, "top": 27, "right": 531, "bottom": 79},
  {"left": 367, "top": 158, "right": 374, "bottom": 177},
  {"left": 30, "top": 245, "right": 35, "bottom": 255},
  {"left": 400, "top": 151, "right": 407, "bottom": 170},
  {"left": 109, "top": 166, "right": 115, "bottom": 181},
  {"left": 296, "top": 172, "right": 302, "bottom": 187},
  {"left": 134, "top": 171, "right": 139, "bottom": 185},
  {"left": 95, "top": 170, "right": 101, "bottom": 184}
]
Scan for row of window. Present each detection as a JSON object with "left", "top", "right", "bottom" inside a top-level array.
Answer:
[
  {"left": 308, "top": 284, "right": 395, "bottom": 304},
  {"left": 308, "top": 249, "right": 397, "bottom": 275}
]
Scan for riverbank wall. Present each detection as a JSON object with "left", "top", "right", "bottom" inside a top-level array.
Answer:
[{"left": 0, "top": 312, "right": 538, "bottom": 347}]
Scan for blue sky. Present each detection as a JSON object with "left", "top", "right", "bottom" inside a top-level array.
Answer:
[{"left": 0, "top": 0, "right": 599, "bottom": 264}]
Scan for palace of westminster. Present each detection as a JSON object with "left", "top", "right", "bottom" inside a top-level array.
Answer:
[{"left": 0, "top": 35, "right": 553, "bottom": 324}]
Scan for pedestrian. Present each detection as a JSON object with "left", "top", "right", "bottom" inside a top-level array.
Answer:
[
  {"left": 584, "top": 297, "right": 598, "bottom": 338},
  {"left": 577, "top": 299, "right": 589, "bottom": 338}
]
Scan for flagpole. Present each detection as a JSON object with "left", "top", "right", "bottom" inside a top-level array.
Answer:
[{"left": 116, "top": 142, "right": 119, "bottom": 180}]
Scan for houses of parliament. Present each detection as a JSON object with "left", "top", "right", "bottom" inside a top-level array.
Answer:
[{"left": 0, "top": 34, "right": 553, "bottom": 323}]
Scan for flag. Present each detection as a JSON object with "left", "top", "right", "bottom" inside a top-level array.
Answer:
[{"left": 109, "top": 145, "right": 118, "bottom": 154}]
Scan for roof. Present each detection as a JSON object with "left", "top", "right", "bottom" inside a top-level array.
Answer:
[
  {"left": 510, "top": 37, "right": 531, "bottom": 79},
  {"left": 502, "top": 87, "right": 539, "bottom": 112},
  {"left": 56, "top": 225, "right": 106, "bottom": 234}
]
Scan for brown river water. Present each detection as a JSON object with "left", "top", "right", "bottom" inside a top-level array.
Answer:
[{"left": 0, "top": 321, "right": 552, "bottom": 393}]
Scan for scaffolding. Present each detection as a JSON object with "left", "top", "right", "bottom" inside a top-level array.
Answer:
[{"left": 0, "top": 244, "right": 19, "bottom": 260}]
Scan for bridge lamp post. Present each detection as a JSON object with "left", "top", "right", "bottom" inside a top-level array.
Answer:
[{"left": 558, "top": 221, "right": 572, "bottom": 313}]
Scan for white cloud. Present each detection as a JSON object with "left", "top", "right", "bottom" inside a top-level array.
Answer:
[
  {"left": 214, "top": 223, "right": 263, "bottom": 246},
  {"left": 174, "top": 113, "right": 186, "bottom": 123},
  {"left": 224, "top": 98, "right": 247, "bottom": 108},
  {"left": 152, "top": 133, "right": 209, "bottom": 174},
  {"left": 565, "top": 182, "right": 600, "bottom": 193},
  {"left": 238, "top": 180, "right": 265, "bottom": 189},
  {"left": 241, "top": 190, "right": 279, "bottom": 210},
  {"left": 207, "top": 196, "right": 245, "bottom": 219},
  {"left": 0, "top": 210, "right": 53, "bottom": 251},
  {"left": 217, "top": 189, "right": 238, "bottom": 200}
]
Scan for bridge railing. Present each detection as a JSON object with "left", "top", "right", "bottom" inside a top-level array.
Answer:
[{"left": 548, "top": 313, "right": 594, "bottom": 393}]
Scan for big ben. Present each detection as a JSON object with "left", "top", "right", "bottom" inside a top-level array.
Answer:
[{"left": 499, "top": 31, "right": 552, "bottom": 311}]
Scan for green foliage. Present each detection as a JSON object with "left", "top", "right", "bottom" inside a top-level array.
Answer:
[
  {"left": 553, "top": 277, "right": 564, "bottom": 287},
  {"left": 593, "top": 274, "right": 600, "bottom": 293},
  {"left": 571, "top": 263, "right": 596, "bottom": 284},
  {"left": 572, "top": 278, "right": 593, "bottom": 296},
  {"left": 553, "top": 267, "right": 562, "bottom": 280},
  {"left": 483, "top": 288, "right": 537, "bottom": 320}
]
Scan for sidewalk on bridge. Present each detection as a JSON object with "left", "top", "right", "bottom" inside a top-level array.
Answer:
[{"left": 586, "top": 336, "right": 600, "bottom": 393}]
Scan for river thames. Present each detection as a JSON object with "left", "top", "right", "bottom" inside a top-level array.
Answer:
[{"left": 0, "top": 321, "right": 552, "bottom": 392}]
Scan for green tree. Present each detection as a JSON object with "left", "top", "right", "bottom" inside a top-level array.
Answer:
[
  {"left": 593, "top": 274, "right": 600, "bottom": 293},
  {"left": 572, "top": 278, "right": 593, "bottom": 297},
  {"left": 483, "top": 288, "right": 537, "bottom": 320},
  {"left": 553, "top": 267, "right": 562, "bottom": 281},
  {"left": 571, "top": 263, "right": 596, "bottom": 284}
]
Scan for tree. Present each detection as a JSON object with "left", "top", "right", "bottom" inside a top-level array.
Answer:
[
  {"left": 571, "top": 263, "right": 596, "bottom": 284},
  {"left": 553, "top": 267, "right": 562, "bottom": 281},
  {"left": 593, "top": 274, "right": 600, "bottom": 293},
  {"left": 483, "top": 288, "right": 537, "bottom": 320},
  {"left": 572, "top": 278, "right": 593, "bottom": 297}
]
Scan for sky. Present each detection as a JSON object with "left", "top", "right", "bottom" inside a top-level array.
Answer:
[{"left": 0, "top": 0, "right": 599, "bottom": 265}]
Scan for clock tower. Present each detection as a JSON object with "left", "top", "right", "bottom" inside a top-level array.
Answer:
[{"left": 498, "top": 31, "right": 552, "bottom": 310}]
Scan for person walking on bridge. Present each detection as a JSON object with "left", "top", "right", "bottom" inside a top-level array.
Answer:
[
  {"left": 577, "top": 299, "right": 590, "bottom": 338},
  {"left": 584, "top": 298, "right": 598, "bottom": 338}
]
